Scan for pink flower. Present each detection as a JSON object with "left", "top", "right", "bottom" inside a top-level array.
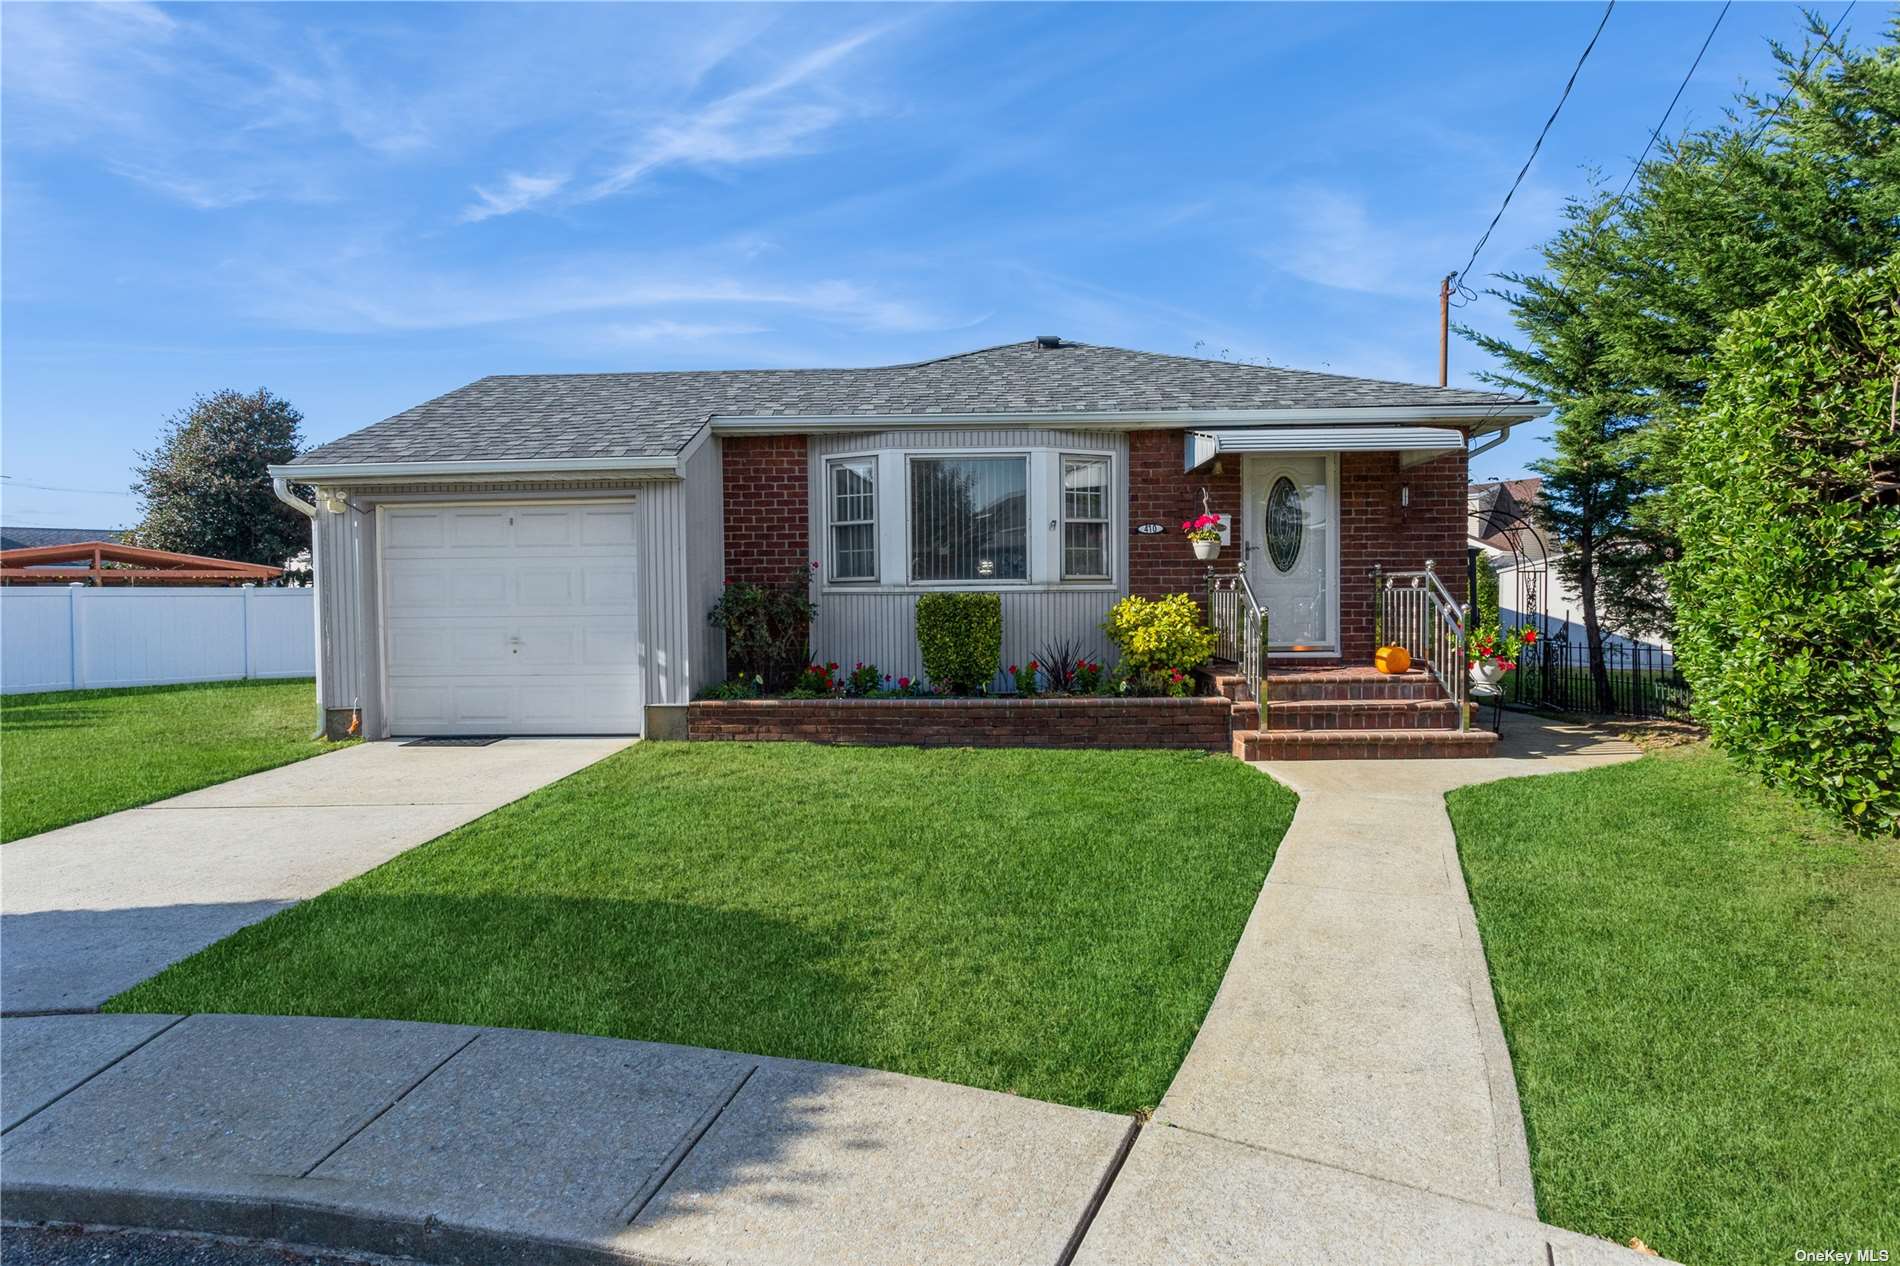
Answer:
[{"left": 898, "top": 677, "right": 911, "bottom": 688}]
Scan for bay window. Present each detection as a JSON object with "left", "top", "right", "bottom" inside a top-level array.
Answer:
[
  {"left": 829, "top": 458, "right": 877, "bottom": 581},
  {"left": 909, "top": 456, "right": 1028, "bottom": 582}
]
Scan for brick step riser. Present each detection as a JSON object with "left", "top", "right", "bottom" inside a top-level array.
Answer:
[
  {"left": 1232, "top": 730, "right": 1499, "bottom": 761},
  {"left": 1265, "top": 707, "right": 1463, "bottom": 733},
  {"left": 1267, "top": 682, "right": 1445, "bottom": 704}
]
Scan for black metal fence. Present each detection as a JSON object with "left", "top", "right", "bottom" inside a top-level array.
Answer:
[{"left": 1505, "top": 638, "right": 1691, "bottom": 719}]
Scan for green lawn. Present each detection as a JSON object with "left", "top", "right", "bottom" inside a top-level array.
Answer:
[
  {"left": 110, "top": 742, "right": 1294, "bottom": 1112},
  {"left": 1448, "top": 745, "right": 1899, "bottom": 1266},
  {"left": 1, "top": 679, "right": 350, "bottom": 842}
]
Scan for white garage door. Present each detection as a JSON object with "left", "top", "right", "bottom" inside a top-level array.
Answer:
[{"left": 380, "top": 502, "right": 642, "bottom": 736}]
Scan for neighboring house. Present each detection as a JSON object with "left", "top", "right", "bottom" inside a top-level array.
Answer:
[
  {"left": 0, "top": 525, "right": 128, "bottom": 554},
  {"left": 1467, "top": 478, "right": 1670, "bottom": 654},
  {"left": 275, "top": 339, "right": 1547, "bottom": 739}
]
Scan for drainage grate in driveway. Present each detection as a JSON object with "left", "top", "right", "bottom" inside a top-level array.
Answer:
[{"left": 401, "top": 736, "right": 506, "bottom": 748}]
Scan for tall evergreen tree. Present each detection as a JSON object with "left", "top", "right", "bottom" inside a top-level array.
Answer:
[{"left": 134, "top": 388, "right": 309, "bottom": 567}]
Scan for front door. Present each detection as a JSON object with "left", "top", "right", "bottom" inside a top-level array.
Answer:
[{"left": 1242, "top": 454, "right": 1337, "bottom": 655}]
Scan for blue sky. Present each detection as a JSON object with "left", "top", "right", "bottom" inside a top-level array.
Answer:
[{"left": 0, "top": 1, "right": 1866, "bottom": 528}]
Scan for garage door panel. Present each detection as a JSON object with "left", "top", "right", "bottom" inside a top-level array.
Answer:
[
  {"left": 382, "top": 503, "right": 642, "bottom": 736},
  {"left": 580, "top": 510, "right": 637, "bottom": 547}
]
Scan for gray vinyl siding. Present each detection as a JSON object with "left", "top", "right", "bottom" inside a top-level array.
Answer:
[
  {"left": 310, "top": 476, "right": 700, "bottom": 736},
  {"left": 807, "top": 429, "right": 1126, "bottom": 688}
]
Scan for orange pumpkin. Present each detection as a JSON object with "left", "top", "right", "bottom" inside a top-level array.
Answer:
[{"left": 1374, "top": 644, "right": 1412, "bottom": 675}]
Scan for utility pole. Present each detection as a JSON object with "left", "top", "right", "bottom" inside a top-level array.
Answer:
[{"left": 1438, "top": 272, "right": 1455, "bottom": 387}]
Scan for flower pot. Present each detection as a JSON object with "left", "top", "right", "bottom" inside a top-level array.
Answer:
[
  {"left": 1192, "top": 539, "right": 1221, "bottom": 561},
  {"left": 1470, "top": 659, "right": 1504, "bottom": 687}
]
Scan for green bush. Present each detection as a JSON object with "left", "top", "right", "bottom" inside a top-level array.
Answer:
[
  {"left": 1474, "top": 555, "right": 1500, "bottom": 631},
  {"left": 1668, "top": 255, "right": 1900, "bottom": 836},
  {"left": 708, "top": 569, "right": 817, "bottom": 692},
  {"left": 916, "top": 592, "right": 1002, "bottom": 694},
  {"left": 1102, "top": 593, "right": 1217, "bottom": 675}
]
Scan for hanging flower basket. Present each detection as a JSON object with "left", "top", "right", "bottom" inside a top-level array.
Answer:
[{"left": 1184, "top": 513, "right": 1222, "bottom": 561}]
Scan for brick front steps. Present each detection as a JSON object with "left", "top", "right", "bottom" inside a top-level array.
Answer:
[
  {"left": 687, "top": 696, "right": 1233, "bottom": 751},
  {"left": 1212, "top": 664, "right": 1499, "bottom": 761}
]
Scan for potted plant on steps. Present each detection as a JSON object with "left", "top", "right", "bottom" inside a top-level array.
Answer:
[{"left": 1184, "top": 513, "right": 1223, "bottom": 561}]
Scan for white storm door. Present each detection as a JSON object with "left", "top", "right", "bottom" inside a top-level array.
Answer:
[
  {"left": 1243, "top": 454, "right": 1338, "bottom": 655},
  {"left": 380, "top": 502, "right": 642, "bottom": 735}
]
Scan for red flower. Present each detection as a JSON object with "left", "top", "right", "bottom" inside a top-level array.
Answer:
[
  {"left": 1523, "top": 629, "right": 1537, "bottom": 644},
  {"left": 1009, "top": 665, "right": 1019, "bottom": 674},
  {"left": 1027, "top": 661, "right": 1039, "bottom": 671},
  {"left": 898, "top": 677, "right": 911, "bottom": 688}
]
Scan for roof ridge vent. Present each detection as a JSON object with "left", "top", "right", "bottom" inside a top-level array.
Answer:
[{"left": 1035, "top": 334, "right": 1064, "bottom": 349}]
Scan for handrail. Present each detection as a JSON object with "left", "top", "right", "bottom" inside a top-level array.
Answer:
[
  {"left": 1370, "top": 560, "right": 1470, "bottom": 732},
  {"left": 1206, "top": 565, "right": 1268, "bottom": 723}
]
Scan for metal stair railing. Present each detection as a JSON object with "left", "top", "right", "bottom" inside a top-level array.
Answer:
[
  {"left": 1206, "top": 565, "right": 1268, "bottom": 724},
  {"left": 1371, "top": 560, "right": 1470, "bottom": 732}
]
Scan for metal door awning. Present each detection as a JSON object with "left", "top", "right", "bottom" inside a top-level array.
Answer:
[{"left": 1185, "top": 426, "right": 1465, "bottom": 472}]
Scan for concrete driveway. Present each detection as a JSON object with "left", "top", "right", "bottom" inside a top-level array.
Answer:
[{"left": 0, "top": 738, "right": 632, "bottom": 1015}]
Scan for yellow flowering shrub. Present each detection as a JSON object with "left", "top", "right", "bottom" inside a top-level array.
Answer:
[{"left": 1101, "top": 593, "right": 1217, "bottom": 674}]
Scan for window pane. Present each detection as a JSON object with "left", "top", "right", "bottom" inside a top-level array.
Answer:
[
  {"left": 910, "top": 457, "right": 1028, "bottom": 581},
  {"left": 1063, "top": 459, "right": 1107, "bottom": 521},
  {"left": 833, "top": 523, "right": 876, "bottom": 580},
  {"left": 833, "top": 461, "right": 874, "bottom": 524},
  {"left": 1063, "top": 522, "right": 1107, "bottom": 579}
]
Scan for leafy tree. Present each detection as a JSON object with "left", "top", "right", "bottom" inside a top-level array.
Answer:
[
  {"left": 133, "top": 389, "right": 309, "bottom": 567},
  {"left": 1670, "top": 255, "right": 1899, "bottom": 834},
  {"left": 1464, "top": 15, "right": 1898, "bottom": 700},
  {"left": 1462, "top": 195, "right": 1658, "bottom": 710}
]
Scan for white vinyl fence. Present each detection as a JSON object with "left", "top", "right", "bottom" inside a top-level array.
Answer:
[{"left": 1, "top": 584, "right": 315, "bottom": 695}]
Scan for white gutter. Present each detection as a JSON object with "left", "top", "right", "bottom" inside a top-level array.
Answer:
[
  {"left": 709, "top": 403, "right": 1548, "bottom": 434},
  {"left": 269, "top": 455, "right": 683, "bottom": 482},
  {"left": 1467, "top": 424, "right": 1516, "bottom": 459},
  {"left": 271, "top": 477, "right": 325, "bottom": 739}
]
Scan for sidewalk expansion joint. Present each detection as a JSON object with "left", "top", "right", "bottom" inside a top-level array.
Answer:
[
  {"left": 297, "top": 1030, "right": 484, "bottom": 1178},
  {"left": 619, "top": 1062, "right": 757, "bottom": 1226},
  {"left": 1158, "top": 1122, "right": 1521, "bottom": 1218},
  {"left": 1056, "top": 1116, "right": 1141, "bottom": 1266},
  {"left": 1, "top": 1013, "right": 187, "bottom": 1136},
  {"left": 0, "top": 1007, "right": 103, "bottom": 1019}
]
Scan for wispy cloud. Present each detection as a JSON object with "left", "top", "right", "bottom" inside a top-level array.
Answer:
[
  {"left": 462, "top": 172, "right": 570, "bottom": 223},
  {"left": 459, "top": 25, "right": 892, "bottom": 222}
]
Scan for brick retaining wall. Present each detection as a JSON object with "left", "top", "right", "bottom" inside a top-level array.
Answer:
[{"left": 687, "top": 696, "right": 1234, "bottom": 751}]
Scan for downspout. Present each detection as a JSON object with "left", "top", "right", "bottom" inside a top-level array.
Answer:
[
  {"left": 1467, "top": 424, "right": 1514, "bottom": 462},
  {"left": 273, "top": 477, "right": 326, "bottom": 739}
]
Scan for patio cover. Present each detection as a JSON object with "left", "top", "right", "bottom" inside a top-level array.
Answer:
[{"left": 1185, "top": 426, "right": 1466, "bottom": 472}]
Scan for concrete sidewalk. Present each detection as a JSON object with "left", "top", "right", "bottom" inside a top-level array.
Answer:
[
  {"left": 1, "top": 1013, "right": 1133, "bottom": 1266},
  {"left": 1, "top": 739, "right": 631, "bottom": 1014},
  {"left": 1081, "top": 715, "right": 1652, "bottom": 1260}
]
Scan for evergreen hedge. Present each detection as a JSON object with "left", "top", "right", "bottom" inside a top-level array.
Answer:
[
  {"left": 1669, "top": 256, "right": 1900, "bottom": 835},
  {"left": 915, "top": 592, "right": 1002, "bottom": 694}
]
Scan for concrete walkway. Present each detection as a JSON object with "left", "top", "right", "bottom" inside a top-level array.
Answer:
[
  {"left": 1, "top": 739, "right": 631, "bottom": 1014},
  {"left": 1079, "top": 715, "right": 1650, "bottom": 1262},
  {"left": 1, "top": 1013, "right": 1133, "bottom": 1266}
]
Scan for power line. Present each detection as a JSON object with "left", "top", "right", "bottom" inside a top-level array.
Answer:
[
  {"left": 1743, "top": 1, "right": 1855, "bottom": 148},
  {"left": 1617, "top": 1, "right": 1730, "bottom": 202},
  {"left": 1451, "top": 0, "right": 1616, "bottom": 300}
]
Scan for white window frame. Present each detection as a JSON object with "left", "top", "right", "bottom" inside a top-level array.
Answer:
[
  {"left": 826, "top": 456, "right": 878, "bottom": 583},
  {"left": 905, "top": 451, "right": 1032, "bottom": 587},
  {"left": 1059, "top": 453, "right": 1112, "bottom": 581}
]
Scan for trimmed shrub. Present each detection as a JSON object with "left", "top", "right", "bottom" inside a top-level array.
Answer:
[
  {"left": 916, "top": 592, "right": 1002, "bottom": 694},
  {"left": 1102, "top": 593, "right": 1217, "bottom": 675},
  {"left": 708, "top": 569, "right": 817, "bottom": 692},
  {"left": 1668, "top": 255, "right": 1900, "bottom": 835}
]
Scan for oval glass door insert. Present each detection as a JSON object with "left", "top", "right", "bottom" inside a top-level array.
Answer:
[{"left": 1266, "top": 476, "right": 1303, "bottom": 572}]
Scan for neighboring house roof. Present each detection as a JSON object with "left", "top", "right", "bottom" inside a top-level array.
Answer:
[
  {"left": 0, "top": 525, "right": 129, "bottom": 551},
  {"left": 1468, "top": 478, "right": 1546, "bottom": 555},
  {"left": 293, "top": 339, "right": 1537, "bottom": 468}
]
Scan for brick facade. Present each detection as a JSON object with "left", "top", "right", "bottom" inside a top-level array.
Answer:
[
  {"left": 1337, "top": 450, "right": 1469, "bottom": 663},
  {"left": 688, "top": 696, "right": 1233, "bottom": 751},
  {"left": 722, "top": 434, "right": 810, "bottom": 584},
  {"left": 1128, "top": 429, "right": 1242, "bottom": 601},
  {"left": 1125, "top": 431, "right": 1468, "bottom": 666}
]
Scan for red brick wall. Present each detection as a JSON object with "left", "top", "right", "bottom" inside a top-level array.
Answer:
[
  {"left": 722, "top": 435, "right": 810, "bottom": 583},
  {"left": 687, "top": 696, "right": 1232, "bottom": 751},
  {"left": 1128, "top": 429, "right": 1242, "bottom": 601},
  {"left": 1338, "top": 450, "right": 1469, "bottom": 662}
]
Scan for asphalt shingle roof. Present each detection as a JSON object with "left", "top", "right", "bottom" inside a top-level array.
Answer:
[{"left": 295, "top": 340, "right": 1533, "bottom": 466}]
